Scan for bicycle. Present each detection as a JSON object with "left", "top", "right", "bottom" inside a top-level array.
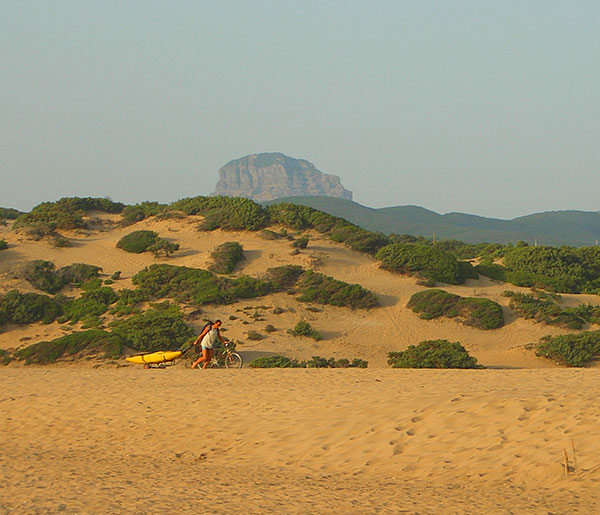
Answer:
[{"left": 196, "top": 340, "right": 243, "bottom": 369}]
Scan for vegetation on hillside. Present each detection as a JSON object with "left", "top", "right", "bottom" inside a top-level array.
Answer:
[
  {"left": 290, "top": 320, "right": 322, "bottom": 340},
  {"left": 249, "top": 354, "right": 368, "bottom": 368},
  {"left": 0, "top": 240, "right": 7, "bottom": 250},
  {"left": 116, "top": 230, "right": 179, "bottom": 256},
  {"left": 109, "top": 303, "right": 194, "bottom": 353},
  {"left": 407, "top": 289, "right": 504, "bottom": 330},
  {"left": 209, "top": 242, "right": 244, "bottom": 274},
  {"left": 14, "top": 329, "right": 124, "bottom": 365},
  {"left": 0, "top": 207, "right": 22, "bottom": 220},
  {"left": 21, "top": 261, "right": 102, "bottom": 294},
  {"left": 14, "top": 197, "right": 124, "bottom": 232},
  {"left": 536, "top": 331, "right": 600, "bottom": 367},
  {"left": 504, "top": 291, "right": 600, "bottom": 330},
  {"left": 388, "top": 340, "right": 483, "bottom": 369},
  {"left": 476, "top": 245, "right": 600, "bottom": 294}
]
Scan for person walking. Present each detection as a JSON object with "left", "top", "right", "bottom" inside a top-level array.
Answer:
[{"left": 191, "top": 320, "right": 225, "bottom": 369}]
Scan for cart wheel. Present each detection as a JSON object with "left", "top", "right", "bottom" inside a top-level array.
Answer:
[{"left": 144, "top": 364, "right": 150, "bottom": 369}]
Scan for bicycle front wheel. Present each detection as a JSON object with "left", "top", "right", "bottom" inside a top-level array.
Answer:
[{"left": 224, "top": 352, "right": 243, "bottom": 369}]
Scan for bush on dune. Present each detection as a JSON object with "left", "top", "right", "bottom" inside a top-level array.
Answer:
[
  {"left": 388, "top": 340, "right": 483, "bottom": 369},
  {"left": 209, "top": 242, "right": 244, "bottom": 274},
  {"left": 0, "top": 240, "right": 7, "bottom": 250},
  {"left": 376, "top": 244, "right": 473, "bottom": 285},
  {"left": 0, "top": 290, "right": 62, "bottom": 327},
  {"left": 132, "top": 264, "right": 271, "bottom": 306},
  {"left": 536, "top": 331, "right": 600, "bottom": 367},
  {"left": 21, "top": 261, "right": 102, "bottom": 294},
  {"left": 248, "top": 354, "right": 368, "bottom": 368},
  {"left": 407, "top": 289, "right": 504, "bottom": 330},
  {"left": 14, "top": 197, "right": 124, "bottom": 231},
  {"left": 294, "top": 270, "right": 379, "bottom": 309},
  {"left": 14, "top": 329, "right": 124, "bottom": 365},
  {"left": 109, "top": 303, "right": 194, "bottom": 353},
  {"left": 504, "top": 291, "right": 599, "bottom": 330}
]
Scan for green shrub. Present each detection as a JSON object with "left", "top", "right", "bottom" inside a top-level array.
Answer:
[
  {"left": 265, "top": 324, "right": 276, "bottom": 333},
  {"left": 0, "top": 290, "right": 62, "bottom": 326},
  {"left": 376, "top": 244, "right": 465, "bottom": 284},
  {"left": 246, "top": 330, "right": 264, "bottom": 340},
  {"left": 59, "top": 263, "right": 102, "bottom": 286},
  {"left": 260, "top": 229, "right": 283, "bottom": 240},
  {"left": 171, "top": 196, "right": 267, "bottom": 231},
  {"left": 505, "top": 291, "right": 592, "bottom": 329},
  {"left": 484, "top": 245, "right": 600, "bottom": 294},
  {"left": 50, "top": 234, "right": 70, "bottom": 248},
  {"left": 407, "top": 289, "right": 504, "bottom": 329},
  {"left": 536, "top": 331, "right": 600, "bottom": 366},
  {"left": 109, "top": 303, "right": 194, "bottom": 352},
  {"left": 116, "top": 230, "right": 159, "bottom": 253},
  {"left": 0, "top": 240, "right": 8, "bottom": 250},
  {"left": 147, "top": 238, "right": 180, "bottom": 257},
  {"left": 0, "top": 349, "right": 11, "bottom": 365},
  {"left": 292, "top": 320, "right": 322, "bottom": 340},
  {"left": 111, "top": 271, "right": 122, "bottom": 280},
  {"left": 266, "top": 265, "right": 305, "bottom": 291},
  {"left": 388, "top": 340, "right": 483, "bottom": 369},
  {"left": 20, "top": 261, "right": 102, "bottom": 294},
  {"left": 14, "top": 197, "right": 124, "bottom": 231},
  {"left": 292, "top": 235, "right": 309, "bottom": 249},
  {"left": 249, "top": 355, "right": 305, "bottom": 368},
  {"left": 248, "top": 354, "right": 368, "bottom": 368},
  {"left": 132, "top": 264, "right": 271, "bottom": 306},
  {"left": 60, "top": 286, "right": 119, "bottom": 324},
  {"left": 209, "top": 242, "right": 244, "bottom": 274},
  {"left": 475, "top": 263, "right": 507, "bottom": 281},
  {"left": 21, "top": 260, "right": 65, "bottom": 294},
  {"left": 306, "top": 356, "right": 368, "bottom": 368},
  {"left": 14, "top": 329, "right": 123, "bottom": 364},
  {"left": 0, "top": 207, "right": 22, "bottom": 220},
  {"left": 121, "top": 202, "right": 168, "bottom": 225},
  {"left": 295, "top": 270, "right": 379, "bottom": 309}
]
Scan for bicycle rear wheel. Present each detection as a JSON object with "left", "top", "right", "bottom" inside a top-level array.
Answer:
[{"left": 224, "top": 352, "right": 243, "bottom": 369}]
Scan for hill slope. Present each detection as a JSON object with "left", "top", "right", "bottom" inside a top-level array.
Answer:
[{"left": 267, "top": 197, "right": 600, "bottom": 246}]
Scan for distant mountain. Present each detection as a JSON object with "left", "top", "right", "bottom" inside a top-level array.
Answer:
[
  {"left": 214, "top": 153, "right": 352, "bottom": 202},
  {"left": 266, "top": 197, "right": 600, "bottom": 247}
]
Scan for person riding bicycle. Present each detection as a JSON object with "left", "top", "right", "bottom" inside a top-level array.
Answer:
[{"left": 191, "top": 320, "right": 226, "bottom": 369}]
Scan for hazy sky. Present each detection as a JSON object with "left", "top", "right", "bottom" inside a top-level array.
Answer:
[{"left": 2, "top": 1, "right": 599, "bottom": 218}]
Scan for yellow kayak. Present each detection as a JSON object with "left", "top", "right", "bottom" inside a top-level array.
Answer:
[{"left": 126, "top": 351, "right": 182, "bottom": 365}]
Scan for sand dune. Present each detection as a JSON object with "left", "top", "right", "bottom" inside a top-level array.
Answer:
[
  {"left": 1, "top": 367, "right": 599, "bottom": 513},
  {"left": 2, "top": 214, "right": 597, "bottom": 368}
]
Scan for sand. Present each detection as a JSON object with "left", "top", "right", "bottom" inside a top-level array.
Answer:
[
  {"left": 2, "top": 214, "right": 600, "bottom": 512},
  {"left": 1, "top": 367, "right": 599, "bottom": 513},
  {"left": 2, "top": 214, "right": 597, "bottom": 368}
]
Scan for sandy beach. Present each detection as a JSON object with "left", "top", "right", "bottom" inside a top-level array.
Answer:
[{"left": 2, "top": 366, "right": 599, "bottom": 513}]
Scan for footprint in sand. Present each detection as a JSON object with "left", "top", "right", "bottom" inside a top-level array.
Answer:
[
  {"left": 410, "top": 416, "right": 422, "bottom": 423},
  {"left": 406, "top": 429, "right": 415, "bottom": 436}
]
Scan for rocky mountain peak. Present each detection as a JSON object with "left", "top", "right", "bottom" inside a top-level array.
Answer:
[{"left": 213, "top": 153, "right": 352, "bottom": 202}]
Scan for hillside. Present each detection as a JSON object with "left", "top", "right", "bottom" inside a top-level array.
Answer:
[
  {"left": 3, "top": 200, "right": 600, "bottom": 369},
  {"left": 267, "top": 196, "right": 600, "bottom": 246}
]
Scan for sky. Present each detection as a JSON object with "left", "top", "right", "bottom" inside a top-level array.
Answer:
[{"left": 1, "top": 1, "right": 599, "bottom": 219}]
